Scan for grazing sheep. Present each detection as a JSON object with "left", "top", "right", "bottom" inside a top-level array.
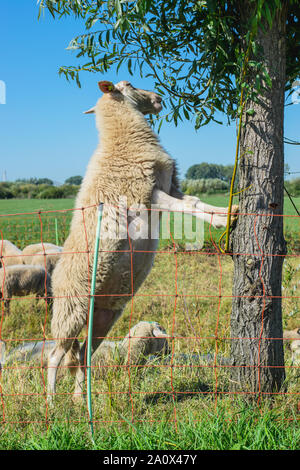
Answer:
[
  {"left": 0, "top": 240, "right": 24, "bottom": 267},
  {"left": 22, "top": 243, "right": 62, "bottom": 265},
  {"left": 0, "top": 264, "right": 52, "bottom": 313},
  {"left": 0, "top": 322, "right": 169, "bottom": 371},
  {"left": 48, "top": 80, "right": 236, "bottom": 401},
  {"left": 31, "top": 250, "right": 62, "bottom": 275}
]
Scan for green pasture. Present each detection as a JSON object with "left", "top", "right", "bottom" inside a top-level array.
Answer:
[
  {"left": 0, "top": 195, "right": 299, "bottom": 251},
  {"left": 0, "top": 198, "right": 74, "bottom": 249}
]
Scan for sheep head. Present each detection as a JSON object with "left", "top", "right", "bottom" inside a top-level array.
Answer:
[
  {"left": 84, "top": 80, "right": 163, "bottom": 116},
  {"left": 120, "top": 321, "right": 170, "bottom": 365}
]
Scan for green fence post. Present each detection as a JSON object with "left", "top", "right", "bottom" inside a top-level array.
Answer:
[
  {"left": 87, "top": 203, "right": 104, "bottom": 440},
  {"left": 55, "top": 218, "right": 59, "bottom": 246}
]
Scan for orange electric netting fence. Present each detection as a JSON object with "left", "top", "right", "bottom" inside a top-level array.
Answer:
[{"left": 0, "top": 204, "right": 299, "bottom": 430}]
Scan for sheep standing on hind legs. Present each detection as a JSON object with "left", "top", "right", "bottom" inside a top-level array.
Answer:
[{"left": 47, "top": 80, "right": 237, "bottom": 403}]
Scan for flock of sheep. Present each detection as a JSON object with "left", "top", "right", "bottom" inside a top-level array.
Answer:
[
  {"left": 0, "top": 80, "right": 299, "bottom": 404},
  {"left": 0, "top": 240, "right": 61, "bottom": 312}
]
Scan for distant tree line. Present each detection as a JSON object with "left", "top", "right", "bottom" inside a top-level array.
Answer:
[
  {"left": 15, "top": 177, "right": 54, "bottom": 186},
  {"left": 182, "top": 163, "right": 300, "bottom": 197},
  {"left": 182, "top": 162, "right": 233, "bottom": 195},
  {"left": 0, "top": 176, "right": 83, "bottom": 199},
  {"left": 1, "top": 168, "right": 299, "bottom": 199},
  {"left": 181, "top": 178, "right": 230, "bottom": 195},
  {"left": 185, "top": 163, "right": 236, "bottom": 182}
]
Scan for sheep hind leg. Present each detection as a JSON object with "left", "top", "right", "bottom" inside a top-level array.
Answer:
[
  {"left": 47, "top": 340, "right": 73, "bottom": 405},
  {"left": 73, "top": 308, "right": 121, "bottom": 402}
]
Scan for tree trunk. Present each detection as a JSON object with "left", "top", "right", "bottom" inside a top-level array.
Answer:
[{"left": 230, "top": 6, "right": 287, "bottom": 398}]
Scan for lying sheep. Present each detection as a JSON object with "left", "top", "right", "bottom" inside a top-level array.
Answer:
[
  {"left": 0, "top": 322, "right": 169, "bottom": 371},
  {"left": 291, "top": 340, "right": 300, "bottom": 366},
  {"left": 283, "top": 328, "right": 300, "bottom": 366},
  {"left": 0, "top": 240, "right": 23, "bottom": 267},
  {"left": 0, "top": 264, "right": 52, "bottom": 313},
  {"left": 0, "top": 339, "right": 56, "bottom": 367},
  {"left": 94, "top": 321, "right": 170, "bottom": 366},
  {"left": 31, "top": 250, "right": 62, "bottom": 275},
  {"left": 48, "top": 80, "right": 237, "bottom": 402}
]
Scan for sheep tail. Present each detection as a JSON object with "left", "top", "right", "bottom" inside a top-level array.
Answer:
[{"left": 64, "top": 339, "right": 81, "bottom": 376}]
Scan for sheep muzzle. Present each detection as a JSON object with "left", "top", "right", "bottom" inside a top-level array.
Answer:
[{"left": 115, "top": 80, "right": 163, "bottom": 115}]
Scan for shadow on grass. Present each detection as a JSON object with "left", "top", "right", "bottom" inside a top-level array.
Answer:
[{"left": 143, "top": 378, "right": 216, "bottom": 405}]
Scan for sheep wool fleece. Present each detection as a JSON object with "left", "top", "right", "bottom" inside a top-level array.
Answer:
[{"left": 51, "top": 91, "right": 179, "bottom": 350}]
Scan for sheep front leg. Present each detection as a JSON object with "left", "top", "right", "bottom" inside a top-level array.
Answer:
[
  {"left": 182, "top": 194, "right": 238, "bottom": 226},
  {"left": 152, "top": 188, "right": 237, "bottom": 228}
]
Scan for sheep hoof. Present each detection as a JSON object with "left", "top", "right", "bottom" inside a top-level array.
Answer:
[
  {"left": 230, "top": 204, "right": 239, "bottom": 225},
  {"left": 231, "top": 204, "right": 239, "bottom": 215}
]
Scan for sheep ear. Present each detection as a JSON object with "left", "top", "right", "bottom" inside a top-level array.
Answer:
[
  {"left": 83, "top": 106, "right": 96, "bottom": 114},
  {"left": 153, "top": 327, "right": 167, "bottom": 338},
  {"left": 98, "top": 81, "right": 115, "bottom": 94}
]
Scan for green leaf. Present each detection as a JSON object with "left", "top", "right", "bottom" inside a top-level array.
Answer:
[
  {"left": 128, "top": 58, "right": 132, "bottom": 75},
  {"left": 263, "top": 69, "right": 272, "bottom": 89},
  {"left": 264, "top": 3, "right": 273, "bottom": 29},
  {"left": 183, "top": 108, "right": 190, "bottom": 120},
  {"left": 75, "top": 72, "right": 81, "bottom": 88}
]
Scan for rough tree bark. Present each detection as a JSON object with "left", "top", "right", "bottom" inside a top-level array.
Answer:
[{"left": 230, "top": 5, "right": 287, "bottom": 398}]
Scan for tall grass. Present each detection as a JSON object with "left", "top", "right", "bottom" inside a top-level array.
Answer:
[{"left": 0, "top": 404, "right": 299, "bottom": 450}]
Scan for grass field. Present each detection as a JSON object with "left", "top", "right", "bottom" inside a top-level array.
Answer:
[
  {"left": 0, "top": 195, "right": 299, "bottom": 450},
  {"left": 0, "top": 194, "right": 299, "bottom": 250},
  {"left": 0, "top": 198, "right": 75, "bottom": 250}
]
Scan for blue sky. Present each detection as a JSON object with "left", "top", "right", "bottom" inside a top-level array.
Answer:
[{"left": 0, "top": 1, "right": 299, "bottom": 184}]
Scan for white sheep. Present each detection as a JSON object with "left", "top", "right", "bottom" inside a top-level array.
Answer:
[
  {"left": 0, "top": 321, "right": 169, "bottom": 371},
  {"left": 0, "top": 240, "right": 23, "bottom": 267},
  {"left": 31, "top": 249, "right": 62, "bottom": 275},
  {"left": 97, "top": 321, "right": 170, "bottom": 366},
  {"left": 291, "top": 340, "right": 300, "bottom": 366},
  {"left": 283, "top": 328, "right": 300, "bottom": 367},
  {"left": 48, "top": 80, "right": 237, "bottom": 401},
  {"left": 0, "top": 264, "right": 52, "bottom": 313},
  {"left": 22, "top": 243, "right": 62, "bottom": 265},
  {"left": 283, "top": 328, "right": 300, "bottom": 341}
]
